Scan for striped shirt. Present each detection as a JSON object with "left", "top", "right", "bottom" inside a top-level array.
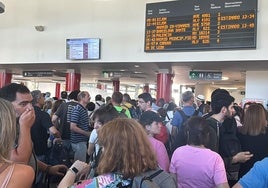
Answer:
[{"left": 70, "top": 103, "right": 90, "bottom": 143}]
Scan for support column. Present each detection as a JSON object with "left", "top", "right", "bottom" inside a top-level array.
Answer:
[
  {"left": 65, "top": 71, "right": 81, "bottom": 92},
  {"left": 0, "top": 70, "right": 12, "bottom": 88},
  {"left": 55, "top": 83, "right": 61, "bottom": 99},
  {"left": 143, "top": 84, "right": 150, "bottom": 93},
  {"left": 157, "top": 73, "right": 173, "bottom": 102},
  {"left": 113, "top": 79, "right": 120, "bottom": 92}
]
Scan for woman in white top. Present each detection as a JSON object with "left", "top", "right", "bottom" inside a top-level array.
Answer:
[{"left": 76, "top": 104, "right": 120, "bottom": 179}]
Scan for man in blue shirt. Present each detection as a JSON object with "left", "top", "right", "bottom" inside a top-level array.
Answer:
[
  {"left": 233, "top": 158, "right": 268, "bottom": 188},
  {"left": 171, "top": 91, "right": 201, "bottom": 129},
  {"left": 170, "top": 91, "right": 201, "bottom": 151}
]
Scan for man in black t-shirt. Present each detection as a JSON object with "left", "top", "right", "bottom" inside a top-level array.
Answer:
[
  {"left": 31, "top": 90, "right": 60, "bottom": 161},
  {"left": 52, "top": 90, "right": 80, "bottom": 140},
  {"left": 51, "top": 90, "right": 80, "bottom": 165}
]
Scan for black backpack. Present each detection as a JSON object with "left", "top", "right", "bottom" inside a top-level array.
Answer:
[
  {"left": 48, "top": 139, "right": 73, "bottom": 168},
  {"left": 219, "top": 118, "right": 241, "bottom": 157},
  {"left": 219, "top": 125, "right": 241, "bottom": 181},
  {"left": 171, "top": 110, "right": 199, "bottom": 152},
  {"left": 122, "top": 105, "right": 139, "bottom": 119},
  {"left": 128, "top": 106, "right": 139, "bottom": 119},
  {"left": 118, "top": 108, "right": 128, "bottom": 118}
]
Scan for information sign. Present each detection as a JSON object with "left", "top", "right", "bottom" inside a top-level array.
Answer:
[
  {"left": 189, "top": 71, "right": 222, "bottom": 80},
  {"left": 145, "top": 0, "right": 257, "bottom": 52},
  {"left": 23, "top": 71, "right": 53, "bottom": 77}
]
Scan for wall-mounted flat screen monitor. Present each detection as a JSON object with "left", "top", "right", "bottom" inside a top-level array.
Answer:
[{"left": 66, "top": 38, "right": 100, "bottom": 60}]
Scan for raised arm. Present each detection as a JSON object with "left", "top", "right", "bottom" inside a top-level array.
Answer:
[{"left": 11, "top": 108, "right": 35, "bottom": 163}]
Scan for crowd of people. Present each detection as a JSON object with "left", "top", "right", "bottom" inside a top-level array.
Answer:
[{"left": 0, "top": 82, "right": 268, "bottom": 188}]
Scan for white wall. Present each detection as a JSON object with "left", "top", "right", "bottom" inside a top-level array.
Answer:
[
  {"left": 195, "top": 83, "right": 244, "bottom": 104},
  {"left": 195, "top": 84, "right": 213, "bottom": 102},
  {"left": 246, "top": 71, "right": 268, "bottom": 100},
  {"left": 228, "top": 90, "right": 245, "bottom": 105},
  {"left": 0, "top": 0, "right": 267, "bottom": 65}
]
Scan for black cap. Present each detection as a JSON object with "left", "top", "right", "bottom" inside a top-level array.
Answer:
[
  {"left": 139, "top": 111, "right": 162, "bottom": 126},
  {"left": 61, "top": 91, "right": 68, "bottom": 99},
  {"left": 68, "top": 90, "right": 80, "bottom": 101}
]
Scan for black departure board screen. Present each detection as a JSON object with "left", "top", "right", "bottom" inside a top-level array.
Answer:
[{"left": 145, "top": 0, "right": 257, "bottom": 52}]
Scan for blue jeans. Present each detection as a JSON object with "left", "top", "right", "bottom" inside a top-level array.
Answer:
[{"left": 71, "top": 142, "right": 87, "bottom": 162}]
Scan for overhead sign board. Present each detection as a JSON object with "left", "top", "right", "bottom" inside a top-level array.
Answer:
[
  {"left": 102, "top": 71, "right": 130, "bottom": 78},
  {"left": 145, "top": 0, "right": 257, "bottom": 52},
  {"left": 23, "top": 71, "right": 53, "bottom": 77},
  {"left": 189, "top": 71, "right": 222, "bottom": 80}
]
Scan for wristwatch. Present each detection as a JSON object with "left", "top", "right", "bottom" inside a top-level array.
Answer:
[{"left": 69, "top": 166, "right": 79, "bottom": 174}]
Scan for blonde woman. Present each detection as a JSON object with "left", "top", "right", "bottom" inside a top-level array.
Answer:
[{"left": 0, "top": 98, "right": 34, "bottom": 188}]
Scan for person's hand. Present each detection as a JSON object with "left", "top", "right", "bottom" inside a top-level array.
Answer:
[
  {"left": 54, "top": 130, "right": 61, "bottom": 138},
  {"left": 57, "top": 161, "right": 89, "bottom": 188},
  {"left": 19, "top": 107, "right": 35, "bottom": 129},
  {"left": 49, "top": 164, "right": 68, "bottom": 176},
  {"left": 78, "top": 165, "right": 91, "bottom": 180},
  {"left": 70, "top": 160, "right": 89, "bottom": 174},
  {"left": 232, "top": 151, "right": 253, "bottom": 163}
]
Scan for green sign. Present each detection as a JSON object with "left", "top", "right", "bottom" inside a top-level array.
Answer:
[{"left": 189, "top": 71, "right": 222, "bottom": 80}]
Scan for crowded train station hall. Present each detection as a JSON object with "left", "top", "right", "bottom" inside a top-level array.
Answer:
[{"left": 0, "top": 0, "right": 268, "bottom": 187}]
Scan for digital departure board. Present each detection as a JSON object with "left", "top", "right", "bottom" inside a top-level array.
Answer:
[{"left": 145, "top": 0, "right": 257, "bottom": 52}]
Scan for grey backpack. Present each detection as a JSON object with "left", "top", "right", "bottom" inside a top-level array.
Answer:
[
  {"left": 131, "top": 169, "right": 178, "bottom": 188},
  {"left": 106, "top": 168, "right": 177, "bottom": 188}
]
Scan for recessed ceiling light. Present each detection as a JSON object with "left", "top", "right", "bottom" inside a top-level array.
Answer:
[
  {"left": 220, "top": 87, "right": 238, "bottom": 90},
  {"left": 134, "top": 71, "right": 143, "bottom": 74},
  {"left": 13, "top": 75, "right": 23, "bottom": 78},
  {"left": 120, "top": 69, "right": 125, "bottom": 72},
  {"left": 134, "top": 65, "right": 140, "bottom": 68},
  {"left": 221, "top": 76, "right": 229, "bottom": 80}
]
